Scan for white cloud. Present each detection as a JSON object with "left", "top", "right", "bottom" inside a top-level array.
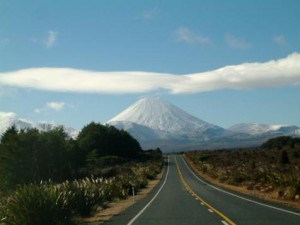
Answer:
[
  {"left": 0, "top": 53, "right": 300, "bottom": 94},
  {"left": 45, "top": 31, "right": 57, "bottom": 48},
  {"left": 30, "top": 31, "right": 58, "bottom": 48},
  {"left": 176, "top": 27, "right": 211, "bottom": 45},
  {"left": 225, "top": 34, "right": 251, "bottom": 49},
  {"left": 46, "top": 102, "right": 65, "bottom": 111},
  {"left": 35, "top": 102, "right": 65, "bottom": 113},
  {"left": 274, "top": 35, "right": 287, "bottom": 45},
  {"left": 34, "top": 108, "right": 42, "bottom": 113}
]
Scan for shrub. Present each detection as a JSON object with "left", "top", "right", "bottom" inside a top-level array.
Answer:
[
  {"left": 0, "top": 184, "right": 74, "bottom": 225},
  {"left": 67, "top": 178, "right": 102, "bottom": 217}
]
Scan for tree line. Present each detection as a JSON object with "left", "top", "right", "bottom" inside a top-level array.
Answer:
[{"left": 0, "top": 122, "right": 143, "bottom": 191}]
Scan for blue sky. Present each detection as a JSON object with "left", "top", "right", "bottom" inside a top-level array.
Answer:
[{"left": 1, "top": 0, "right": 300, "bottom": 129}]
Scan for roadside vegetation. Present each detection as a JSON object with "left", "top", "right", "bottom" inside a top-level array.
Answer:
[
  {"left": 185, "top": 136, "right": 300, "bottom": 204},
  {"left": 0, "top": 122, "right": 163, "bottom": 225}
]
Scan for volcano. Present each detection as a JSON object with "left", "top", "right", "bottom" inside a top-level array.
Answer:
[{"left": 107, "top": 97, "right": 229, "bottom": 151}]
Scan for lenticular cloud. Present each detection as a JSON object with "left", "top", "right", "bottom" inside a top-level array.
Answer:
[{"left": 0, "top": 53, "right": 300, "bottom": 94}]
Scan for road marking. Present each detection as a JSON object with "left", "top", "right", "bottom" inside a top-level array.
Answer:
[
  {"left": 181, "top": 156, "right": 300, "bottom": 217},
  {"left": 127, "top": 156, "right": 170, "bottom": 225},
  {"left": 221, "top": 220, "right": 230, "bottom": 225},
  {"left": 208, "top": 209, "right": 214, "bottom": 213},
  {"left": 175, "top": 157, "right": 236, "bottom": 225}
]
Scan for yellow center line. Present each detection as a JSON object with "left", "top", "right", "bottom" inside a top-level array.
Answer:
[{"left": 175, "top": 156, "right": 237, "bottom": 225}]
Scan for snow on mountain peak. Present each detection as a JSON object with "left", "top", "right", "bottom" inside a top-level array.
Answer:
[
  {"left": 0, "top": 112, "right": 35, "bottom": 135},
  {"left": 0, "top": 111, "right": 78, "bottom": 139},
  {"left": 228, "top": 123, "right": 300, "bottom": 136},
  {"left": 0, "top": 112, "right": 17, "bottom": 122},
  {"left": 108, "top": 97, "right": 225, "bottom": 137}
]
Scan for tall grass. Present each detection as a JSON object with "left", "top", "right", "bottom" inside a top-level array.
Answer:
[
  {"left": 0, "top": 184, "right": 74, "bottom": 225},
  {"left": 0, "top": 161, "right": 163, "bottom": 224}
]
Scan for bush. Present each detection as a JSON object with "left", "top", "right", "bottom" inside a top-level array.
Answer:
[
  {"left": 0, "top": 184, "right": 74, "bottom": 225},
  {"left": 67, "top": 178, "right": 103, "bottom": 217}
]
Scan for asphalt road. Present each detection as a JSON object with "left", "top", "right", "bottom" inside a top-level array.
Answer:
[{"left": 106, "top": 155, "right": 300, "bottom": 225}]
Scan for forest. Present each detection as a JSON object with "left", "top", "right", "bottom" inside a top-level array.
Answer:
[{"left": 0, "top": 122, "right": 163, "bottom": 225}]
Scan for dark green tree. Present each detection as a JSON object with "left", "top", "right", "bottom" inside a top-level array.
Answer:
[
  {"left": 0, "top": 127, "right": 77, "bottom": 190},
  {"left": 77, "top": 122, "right": 141, "bottom": 159},
  {"left": 0, "top": 126, "right": 21, "bottom": 190}
]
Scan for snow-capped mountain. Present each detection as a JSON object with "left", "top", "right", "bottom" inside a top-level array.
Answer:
[
  {"left": 108, "top": 98, "right": 300, "bottom": 151},
  {"left": 107, "top": 97, "right": 229, "bottom": 150},
  {"left": 108, "top": 121, "right": 174, "bottom": 141},
  {"left": 108, "top": 97, "right": 228, "bottom": 140},
  {"left": 228, "top": 123, "right": 300, "bottom": 136},
  {"left": 0, "top": 112, "right": 78, "bottom": 139},
  {"left": 107, "top": 98, "right": 226, "bottom": 140},
  {"left": 0, "top": 112, "right": 35, "bottom": 135}
]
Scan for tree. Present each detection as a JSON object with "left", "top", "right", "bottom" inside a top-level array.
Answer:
[
  {"left": 77, "top": 122, "right": 141, "bottom": 159},
  {"left": 0, "top": 127, "right": 76, "bottom": 190},
  {"left": 0, "top": 126, "right": 21, "bottom": 190}
]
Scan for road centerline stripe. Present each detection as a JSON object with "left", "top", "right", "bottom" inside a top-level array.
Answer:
[
  {"left": 175, "top": 156, "right": 236, "bottom": 225},
  {"left": 127, "top": 156, "right": 170, "bottom": 225}
]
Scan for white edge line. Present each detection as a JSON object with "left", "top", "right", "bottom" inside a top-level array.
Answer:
[
  {"left": 181, "top": 156, "right": 300, "bottom": 217},
  {"left": 127, "top": 156, "right": 170, "bottom": 225},
  {"left": 221, "top": 220, "right": 230, "bottom": 225}
]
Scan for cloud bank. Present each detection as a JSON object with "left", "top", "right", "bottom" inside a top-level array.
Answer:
[{"left": 0, "top": 53, "right": 300, "bottom": 94}]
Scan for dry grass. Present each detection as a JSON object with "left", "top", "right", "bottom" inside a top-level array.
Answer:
[{"left": 184, "top": 149, "right": 300, "bottom": 208}]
